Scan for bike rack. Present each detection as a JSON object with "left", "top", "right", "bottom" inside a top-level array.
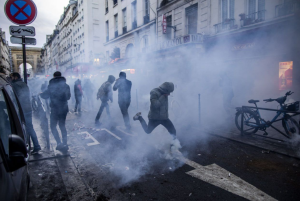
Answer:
[{"left": 240, "top": 106, "right": 300, "bottom": 139}]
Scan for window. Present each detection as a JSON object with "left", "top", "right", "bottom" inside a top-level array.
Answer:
[
  {"left": 186, "top": 4, "right": 198, "bottom": 34},
  {"left": 105, "top": 0, "right": 108, "bottom": 13},
  {"left": 132, "top": 1, "right": 137, "bottom": 28},
  {"left": 221, "top": 0, "right": 234, "bottom": 21},
  {"left": 106, "top": 21, "right": 109, "bottom": 42},
  {"left": 115, "top": 14, "right": 118, "bottom": 37},
  {"left": 123, "top": 8, "right": 127, "bottom": 27},
  {"left": 145, "top": 0, "right": 150, "bottom": 16},
  {"left": 166, "top": 15, "right": 172, "bottom": 39},
  {"left": 141, "top": 35, "right": 149, "bottom": 52},
  {"left": 248, "top": 0, "right": 265, "bottom": 20},
  {"left": 113, "top": 0, "right": 118, "bottom": 6},
  {"left": 0, "top": 90, "right": 12, "bottom": 154}
]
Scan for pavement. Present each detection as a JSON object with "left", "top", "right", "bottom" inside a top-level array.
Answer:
[{"left": 26, "top": 107, "right": 300, "bottom": 201}]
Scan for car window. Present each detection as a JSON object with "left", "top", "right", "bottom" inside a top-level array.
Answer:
[
  {"left": 4, "top": 85, "right": 21, "bottom": 121},
  {"left": 0, "top": 90, "right": 12, "bottom": 155}
]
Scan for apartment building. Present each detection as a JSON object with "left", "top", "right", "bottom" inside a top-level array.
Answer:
[
  {"left": 0, "top": 29, "right": 12, "bottom": 75},
  {"left": 103, "top": 0, "right": 158, "bottom": 62},
  {"left": 42, "top": 0, "right": 105, "bottom": 75}
]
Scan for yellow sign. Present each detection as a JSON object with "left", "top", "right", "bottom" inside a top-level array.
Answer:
[{"left": 279, "top": 61, "right": 293, "bottom": 91}]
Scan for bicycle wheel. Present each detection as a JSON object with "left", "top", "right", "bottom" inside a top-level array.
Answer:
[
  {"left": 235, "top": 110, "right": 260, "bottom": 134},
  {"left": 282, "top": 115, "right": 300, "bottom": 139}
]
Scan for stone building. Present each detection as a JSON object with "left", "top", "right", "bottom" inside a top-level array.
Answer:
[{"left": 0, "top": 29, "right": 12, "bottom": 75}]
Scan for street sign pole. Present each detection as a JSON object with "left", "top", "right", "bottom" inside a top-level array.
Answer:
[{"left": 22, "top": 36, "right": 27, "bottom": 84}]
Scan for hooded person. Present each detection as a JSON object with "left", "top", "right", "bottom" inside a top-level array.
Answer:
[
  {"left": 133, "top": 82, "right": 181, "bottom": 150},
  {"left": 74, "top": 79, "right": 83, "bottom": 113},
  {"left": 95, "top": 75, "right": 115, "bottom": 125},
  {"left": 113, "top": 72, "right": 132, "bottom": 131},
  {"left": 11, "top": 72, "right": 41, "bottom": 154},
  {"left": 40, "top": 71, "right": 71, "bottom": 151}
]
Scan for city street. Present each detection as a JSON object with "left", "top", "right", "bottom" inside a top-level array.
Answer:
[{"left": 27, "top": 108, "right": 300, "bottom": 201}]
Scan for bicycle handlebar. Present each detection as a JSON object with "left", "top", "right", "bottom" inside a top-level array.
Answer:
[{"left": 263, "top": 99, "right": 274, "bottom": 102}]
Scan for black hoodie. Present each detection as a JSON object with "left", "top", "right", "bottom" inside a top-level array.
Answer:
[{"left": 40, "top": 76, "right": 71, "bottom": 113}]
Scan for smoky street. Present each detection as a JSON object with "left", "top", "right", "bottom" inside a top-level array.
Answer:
[{"left": 26, "top": 102, "right": 300, "bottom": 201}]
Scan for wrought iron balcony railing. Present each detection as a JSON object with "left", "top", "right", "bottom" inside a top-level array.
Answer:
[
  {"left": 132, "top": 20, "right": 137, "bottom": 29},
  {"left": 275, "top": 0, "right": 300, "bottom": 17},
  {"left": 214, "top": 19, "right": 237, "bottom": 34},
  {"left": 115, "top": 31, "right": 118, "bottom": 38},
  {"left": 240, "top": 10, "right": 266, "bottom": 27}
]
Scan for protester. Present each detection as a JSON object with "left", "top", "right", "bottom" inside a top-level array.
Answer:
[
  {"left": 40, "top": 71, "right": 71, "bottom": 151},
  {"left": 11, "top": 72, "right": 41, "bottom": 154},
  {"left": 83, "top": 78, "right": 95, "bottom": 109},
  {"left": 133, "top": 82, "right": 181, "bottom": 150},
  {"left": 74, "top": 79, "right": 83, "bottom": 114},
  {"left": 113, "top": 72, "right": 132, "bottom": 131},
  {"left": 95, "top": 75, "right": 115, "bottom": 125}
]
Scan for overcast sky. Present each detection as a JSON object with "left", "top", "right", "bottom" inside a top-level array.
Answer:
[{"left": 0, "top": 0, "right": 69, "bottom": 48}]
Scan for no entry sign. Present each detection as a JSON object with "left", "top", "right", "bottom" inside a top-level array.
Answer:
[{"left": 4, "top": 0, "right": 37, "bottom": 25}]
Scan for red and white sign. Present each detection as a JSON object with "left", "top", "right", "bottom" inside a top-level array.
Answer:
[
  {"left": 162, "top": 14, "right": 167, "bottom": 34},
  {"left": 4, "top": 0, "right": 37, "bottom": 25}
]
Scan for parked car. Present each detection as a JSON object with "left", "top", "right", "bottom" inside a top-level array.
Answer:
[{"left": 0, "top": 74, "right": 30, "bottom": 201}]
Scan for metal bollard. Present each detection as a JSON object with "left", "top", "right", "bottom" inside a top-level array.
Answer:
[{"left": 198, "top": 94, "right": 201, "bottom": 125}]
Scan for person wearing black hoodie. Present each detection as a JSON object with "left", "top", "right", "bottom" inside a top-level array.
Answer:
[
  {"left": 40, "top": 71, "right": 71, "bottom": 151},
  {"left": 74, "top": 79, "right": 83, "bottom": 113},
  {"left": 11, "top": 72, "right": 41, "bottom": 154},
  {"left": 95, "top": 75, "right": 115, "bottom": 124},
  {"left": 113, "top": 72, "right": 132, "bottom": 131}
]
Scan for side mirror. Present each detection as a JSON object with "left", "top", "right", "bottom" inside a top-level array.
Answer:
[{"left": 7, "top": 134, "right": 28, "bottom": 172}]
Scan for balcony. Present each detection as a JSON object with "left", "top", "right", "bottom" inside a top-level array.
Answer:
[
  {"left": 214, "top": 19, "right": 237, "bottom": 34},
  {"left": 106, "top": 36, "right": 109, "bottom": 42},
  {"left": 132, "top": 20, "right": 137, "bottom": 29},
  {"left": 240, "top": 10, "right": 266, "bottom": 27},
  {"left": 123, "top": 26, "right": 127, "bottom": 34},
  {"left": 275, "top": 0, "right": 300, "bottom": 17},
  {"left": 115, "top": 31, "right": 118, "bottom": 38},
  {"left": 144, "top": 15, "right": 150, "bottom": 25}
]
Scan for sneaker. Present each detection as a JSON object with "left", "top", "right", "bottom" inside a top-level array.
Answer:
[
  {"left": 133, "top": 112, "right": 142, "bottom": 121},
  {"left": 61, "top": 145, "right": 69, "bottom": 151},
  {"left": 31, "top": 147, "right": 41, "bottom": 155}
]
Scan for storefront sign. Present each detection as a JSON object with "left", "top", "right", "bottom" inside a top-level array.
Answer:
[
  {"left": 162, "top": 14, "right": 167, "bottom": 34},
  {"left": 279, "top": 61, "right": 293, "bottom": 91},
  {"left": 232, "top": 42, "right": 255, "bottom": 51},
  {"left": 159, "top": 34, "right": 203, "bottom": 50}
]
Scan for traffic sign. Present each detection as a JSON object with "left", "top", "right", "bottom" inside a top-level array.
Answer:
[
  {"left": 9, "top": 25, "right": 35, "bottom": 36},
  {"left": 4, "top": 0, "right": 37, "bottom": 25},
  {"left": 10, "top": 36, "right": 36, "bottom": 45}
]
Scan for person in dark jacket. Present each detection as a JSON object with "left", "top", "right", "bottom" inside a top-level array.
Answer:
[
  {"left": 11, "top": 72, "right": 41, "bottom": 154},
  {"left": 95, "top": 75, "right": 115, "bottom": 125},
  {"left": 113, "top": 72, "right": 132, "bottom": 130},
  {"left": 133, "top": 82, "right": 180, "bottom": 149},
  {"left": 74, "top": 79, "right": 83, "bottom": 113},
  {"left": 40, "top": 71, "right": 71, "bottom": 151}
]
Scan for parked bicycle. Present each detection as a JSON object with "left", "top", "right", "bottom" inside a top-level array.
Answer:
[{"left": 235, "top": 91, "right": 300, "bottom": 139}]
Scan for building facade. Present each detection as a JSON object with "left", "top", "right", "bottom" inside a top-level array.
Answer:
[{"left": 0, "top": 29, "right": 12, "bottom": 75}]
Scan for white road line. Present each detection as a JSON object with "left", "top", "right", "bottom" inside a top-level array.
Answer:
[
  {"left": 77, "top": 131, "right": 100, "bottom": 146},
  {"left": 116, "top": 126, "right": 137, "bottom": 136},
  {"left": 101, "top": 128, "right": 122, "bottom": 140}
]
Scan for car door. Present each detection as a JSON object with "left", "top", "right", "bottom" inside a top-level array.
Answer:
[
  {"left": 0, "top": 88, "right": 19, "bottom": 201},
  {"left": 4, "top": 85, "right": 29, "bottom": 200}
]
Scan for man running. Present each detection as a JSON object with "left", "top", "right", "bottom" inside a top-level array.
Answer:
[
  {"left": 133, "top": 82, "right": 181, "bottom": 149},
  {"left": 95, "top": 75, "right": 115, "bottom": 125}
]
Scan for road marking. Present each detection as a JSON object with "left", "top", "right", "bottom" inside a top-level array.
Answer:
[
  {"left": 116, "top": 126, "right": 137, "bottom": 136},
  {"left": 101, "top": 128, "right": 122, "bottom": 140},
  {"left": 77, "top": 131, "right": 100, "bottom": 146}
]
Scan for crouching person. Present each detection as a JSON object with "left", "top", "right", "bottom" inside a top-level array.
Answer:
[
  {"left": 133, "top": 82, "right": 181, "bottom": 150},
  {"left": 40, "top": 71, "right": 71, "bottom": 151}
]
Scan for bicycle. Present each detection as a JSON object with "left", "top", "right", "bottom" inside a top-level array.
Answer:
[{"left": 235, "top": 91, "right": 300, "bottom": 139}]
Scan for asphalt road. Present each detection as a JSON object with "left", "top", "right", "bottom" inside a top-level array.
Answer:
[{"left": 27, "top": 110, "right": 300, "bottom": 201}]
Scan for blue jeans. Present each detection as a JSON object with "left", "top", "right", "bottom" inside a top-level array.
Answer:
[{"left": 24, "top": 111, "right": 41, "bottom": 149}]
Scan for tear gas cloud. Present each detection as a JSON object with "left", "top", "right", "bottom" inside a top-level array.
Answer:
[{"left": 26, "top": 17, "right": 300, "bottom": 186}]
